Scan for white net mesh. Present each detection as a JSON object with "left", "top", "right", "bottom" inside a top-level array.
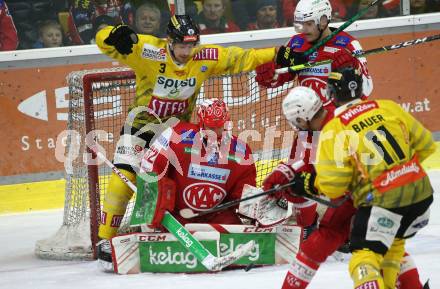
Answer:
[{"left": 35, "top": 67, "right": 294, "bottom": 260}]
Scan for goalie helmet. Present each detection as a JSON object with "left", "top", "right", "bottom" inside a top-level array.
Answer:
[
  {"left": 282, "top": 86, "right": 322, "bottom": 128},
  {"left": 197, "top": 98, "right": 230, "bottom": 128},
  {"left": 294, "top": 0, "right": 332, "bottom": 24},
  {"left": 167, "top": 15, "right": 200, "bottom": 44},
  {"left": 327, "top": 66, "right": 363, "bottom": 102}
]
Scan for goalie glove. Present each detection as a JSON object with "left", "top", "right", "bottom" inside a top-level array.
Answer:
[
  {"left": 289, "top": 171, "right": 318, "bottom": 197},
  {"left": 104, "top": 24, "right": 138, "bottom": 55},
  {"left": 238, "top": 185, "right": 293, "bottom": 227},
  {"left": 262, "top": 162, "right": 296, "bottom": 199}
]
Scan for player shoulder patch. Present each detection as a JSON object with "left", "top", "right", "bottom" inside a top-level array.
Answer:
[
  {"left": 333, "top": 35, "right": 350, "bottom": 47},
  {"left": 141, "top": 44, "right": 166, "bottom": 61},
  {"left": 193, "top": 48, "right": 219, "bottom": 61},
  {"left": 289, "top": 36, "right": 305, "bottom": 49}
]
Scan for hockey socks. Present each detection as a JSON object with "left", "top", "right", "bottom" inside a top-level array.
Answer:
[
  {"left": 281, "top": 252, "right": 319, "bottom": 289},
  {"left": 98, "top": 170, "right": 136, "bottom": 240}
]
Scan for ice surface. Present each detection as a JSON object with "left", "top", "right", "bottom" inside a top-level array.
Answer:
[{"left": 1, "top": 171, "right": 439, "bottom": 289}]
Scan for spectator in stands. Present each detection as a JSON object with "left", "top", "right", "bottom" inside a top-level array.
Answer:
[
  {"left": 198, "top": 0, "right": 240, "bottom": 34},
  {"left": 0, "top": 0, "right": 18, "bottom": 51},
  {"left": 33, "top": 20, "right": 64, "bottom": 48},
  {"left": 91, "top": 14, "right": 116, "bottom": 43},
  {"left": 247, "top": 0, "right": 281, "bottom": 30},
  {"left": 94, "top": 0, "right": 123, "bottom": 19},
  {"left": 357, "top": 0, "right": 398, "bottom": 19},
  {"left": 134, "top": 2, "right": 162, "bottom": 37},
  {"left": 67, "top": 0, "right": 95, "bottom": 44},
  {"left": 329, "top": 0, "right": 347, "bottom": 21},
  {"left": 411, "top": 0, "right": 428, "bottom": 13}
]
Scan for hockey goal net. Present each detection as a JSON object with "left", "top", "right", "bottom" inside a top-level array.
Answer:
[{"left": 35, "top": 67, "right": 294, "bottom": 260}]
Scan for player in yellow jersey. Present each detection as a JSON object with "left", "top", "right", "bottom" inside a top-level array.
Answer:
[
  {"left": 289, "top": 65, "right": 434, "bottom": 289},
  {"left": 94, "top": 14, "right": 290, "bottom": 271}
]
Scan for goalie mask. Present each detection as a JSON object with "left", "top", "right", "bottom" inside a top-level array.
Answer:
[
  {"left": 167, "top": 14, "right": 200, "bottom": 44},
  {"left": 327, "top": 66, "right": 363, "bottom": 102},
  {"left": 282, "top": 86, "right": 322, "bottom": 130},
  {"left": 197, "top": 98, "right": 230, "bottom": 129}
]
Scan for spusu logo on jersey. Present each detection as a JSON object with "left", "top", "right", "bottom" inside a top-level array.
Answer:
[
  {"left": 153, "top": 76, "right": 197, "bottom": 100},
  {"left": 183, "top": 182, "right": 227, "bottom": 211}
]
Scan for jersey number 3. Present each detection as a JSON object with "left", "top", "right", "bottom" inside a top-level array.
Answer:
[{"left": 159, "top": 63, "right": 166, "bottom": 73}]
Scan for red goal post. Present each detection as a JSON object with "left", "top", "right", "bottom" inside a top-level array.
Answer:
[{"left": 34, "top": 67, "right": 293, "bottom": 260}]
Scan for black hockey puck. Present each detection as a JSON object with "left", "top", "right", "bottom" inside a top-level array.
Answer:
[{"left": 244, "top": 263, "right": 255, "bottom": 272}]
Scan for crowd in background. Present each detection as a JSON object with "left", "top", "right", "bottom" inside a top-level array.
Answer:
[{"left": 1, "top": 0, "right": 440, "bottom": 51}]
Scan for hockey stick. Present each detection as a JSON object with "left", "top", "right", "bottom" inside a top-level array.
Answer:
[
  {"left": 276, "top": 33, "right": 440, "bottom": 73},
  {"left": 90, "top": 147, "right": 255, "bottom": 271},
  {"left": 303, "top": 0, "right": 384, "bottom": 56},
  {"left": 180, "top": 182, "right": 350, "bottom": 219}
]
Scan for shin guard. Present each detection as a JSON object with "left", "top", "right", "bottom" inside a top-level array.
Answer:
[
  {"left": 382, "top": 238, "right": 405, "bottom": 289},
  {"left": 349, "top": 249, "right": 385, "bottom": 289},
  {"left": 98, "top": 169, "right": 136, "bottom": 240}
]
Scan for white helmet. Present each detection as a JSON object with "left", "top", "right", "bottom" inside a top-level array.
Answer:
[
  {"left": 282, "top": 86, "right": 323, "bottom": 128},
  {"left": 294, "top": 0, "right": 332, "bottom": 24}
]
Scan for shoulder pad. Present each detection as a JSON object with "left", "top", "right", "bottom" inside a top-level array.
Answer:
[
  {"left": 288, "top": 35, "right": 305, "bottom": 49},
  {"left": 332, "top": 34, "right": 351, "bottom": 47}
]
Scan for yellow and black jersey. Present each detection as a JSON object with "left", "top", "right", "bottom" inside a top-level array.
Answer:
[
  {"left": 315, "top": 98, "right": 435, "bottom": 208},
  {"left": 96, "top": 27, "right": 276, "bottom": 128}
]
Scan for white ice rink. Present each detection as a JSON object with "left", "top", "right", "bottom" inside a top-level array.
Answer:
[{"left": 1, "top": 171, "right": 440, "bottom": 289}]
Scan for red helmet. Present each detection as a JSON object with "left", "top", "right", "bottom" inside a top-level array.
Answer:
[{"left": 197, "top": 98, "right": 230, "bottom": 128}]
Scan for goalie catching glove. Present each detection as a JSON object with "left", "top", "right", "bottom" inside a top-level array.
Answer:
[
  {"left": 104, "top": 24, "right": 138, "bottom": 55},
  {"left": 238, "top": 184, "right": 293, "bottom": 227}
]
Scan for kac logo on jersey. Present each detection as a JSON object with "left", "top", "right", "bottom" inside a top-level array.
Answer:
[
  {"left": 142, "top": 44, "right": 166, "bottom": 61},
  {"left": 183, "top": 182, "right": 227, "bottom": 211},
  {"left": 188, "top": 164, "right": 230, "bottom": 184}
]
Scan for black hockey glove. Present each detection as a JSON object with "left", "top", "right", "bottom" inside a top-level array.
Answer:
[
  {"left": 276, "top": 46, "right": 308, "bottom": 68},
  {"left": 104, "top": 24, "right": 138, "bottom": 55},
  {"left": 289, "top": 171, "right": 319, "bottom": 197}
]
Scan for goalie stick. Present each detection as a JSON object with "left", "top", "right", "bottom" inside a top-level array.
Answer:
[
  {"left": 276, "top": 33, "right": 440, "bottom": 74},
  {"left": 90, "top": 147, "right": 255, "bottom": 272}
]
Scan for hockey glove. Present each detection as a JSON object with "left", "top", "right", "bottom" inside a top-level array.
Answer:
[
  {"left": 262, "top": 163, "right": 295, "bottom": 199},
  {"left": 289, "top": 171, "right": 318, "bottom": 197},
  {"left": 276, "top": 46, "right": 307, "bottom": 68},
  {"left": 104, "top": 24, "right": 138, "bottom": 55},
  {"left": 255, "top": 62, "right": 293, "bottom": 88}
]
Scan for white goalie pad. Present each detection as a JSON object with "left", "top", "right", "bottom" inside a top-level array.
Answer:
[{"left": 238, "top": 184, "right": 293, "bottom": 227}]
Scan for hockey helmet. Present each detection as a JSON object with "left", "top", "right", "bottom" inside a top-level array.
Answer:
[
  {"left": 327, "top": 66, "right": 363, "bottom": 102},
  {"left": 167, "top": 15, "right": 200, "bottom": 44},
  {"left": 282, "top": 86, "right": 323, "bottom": 128},
  {"left": 294, "top": 0, "right": 332, "bottom": 25},
  {"left": 197, "top": 98, "right": 230, "bottom": 128}
]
